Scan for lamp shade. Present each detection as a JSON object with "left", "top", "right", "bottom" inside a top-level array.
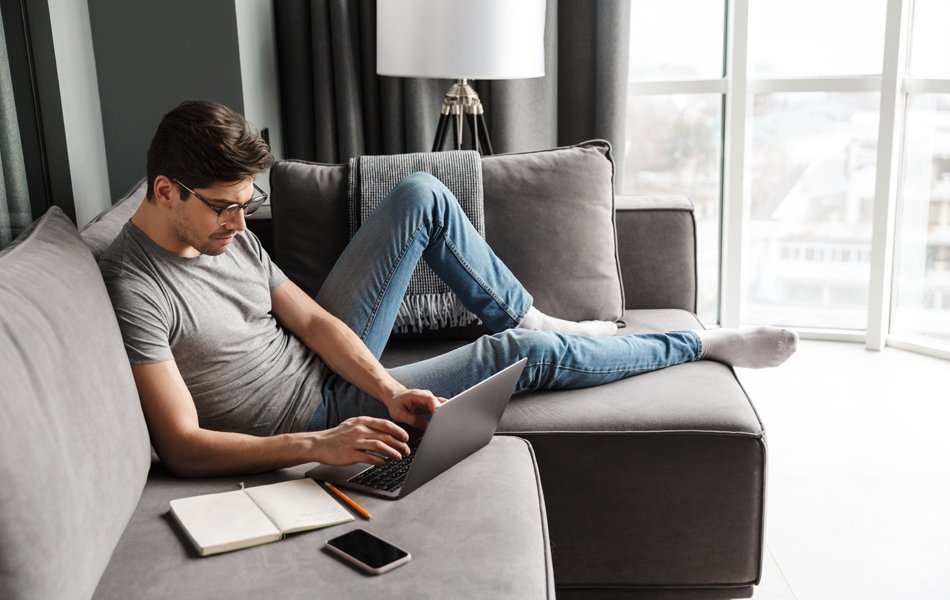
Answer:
[{"left": 377, "top": 0, "right": 546, "bottom": 80}]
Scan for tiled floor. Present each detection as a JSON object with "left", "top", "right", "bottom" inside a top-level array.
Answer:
[{"left": 736, "top": 340, "right": 950, "bottom": 600}]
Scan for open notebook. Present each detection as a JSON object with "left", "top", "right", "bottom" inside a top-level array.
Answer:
[{"left": 169, "top": 479, "right": 354, "bottom": 556}]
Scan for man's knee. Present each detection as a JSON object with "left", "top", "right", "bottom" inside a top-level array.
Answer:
[
  {"left": 393, "top": 172, "right": 447, "bottom": 202},
  {"left": 380, "top": 172, "right": 451, "bottom": 220},
  {"left": 482, "top": 328, "right": 562, "bottom": 365}
]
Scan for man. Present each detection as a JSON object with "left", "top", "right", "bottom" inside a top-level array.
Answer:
[{"left": 101, "top": 101, "right": 797, "bottom": 478}]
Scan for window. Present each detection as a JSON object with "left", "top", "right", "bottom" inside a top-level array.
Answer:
[
  {"left": 624, "top": 0, "right": 950, "bottom": 358},
  {"left": 748, "top": 0, "right": 887, "bottom": 78},
  {"left": 907, "top": 0, "right": 950, "bottom": 78},
  {"left": 629, "top": 0, "right": 725, "bottom": 82},
  {"left": 744, "top": 92, "right": 879, "bottom": 330},
  {"left": 0, "top": 0, "right": 74, "bottom": 249},
  {"left": 888, "top": 0, "right": 950, "bottom": 351},
  {"left": 625, "top": 0, "right": 726, "bottom": 324},
  {"left": 623, "top": 93, "right": 723, "bottom": 321}
]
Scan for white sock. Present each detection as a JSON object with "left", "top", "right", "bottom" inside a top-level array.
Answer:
[
  {"left": 694, "top": 326, "right": 798, "bottom": 368},
  {"left": 518, "top": 306, "right": 618, "bottom": 337}
]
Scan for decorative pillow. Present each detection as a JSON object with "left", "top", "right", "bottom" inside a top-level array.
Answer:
[
  {"left": 482, "top": 141, "right": 624, "bottom": 322},
  {"left": 270, "top": 140, "right": 624, "bottom": 334},
  {"left": 0, "top": 207, "right": 151, "bottom": 600},
  {"left": 270, "top": 159, "right": 350, "bottom": 298}
]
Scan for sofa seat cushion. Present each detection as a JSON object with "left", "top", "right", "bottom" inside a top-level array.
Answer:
[
  {"left": 94, "top": 436, "right": 553, "bottom": 599},
  {"left": 381, "top": 309, "right": 763, "bottom": 436},
  {"left": 0, "top": 208, "right": 151, "bottom": 600},
  {"left": 379, "top": 309, "right": 766, "bottom": 590}
]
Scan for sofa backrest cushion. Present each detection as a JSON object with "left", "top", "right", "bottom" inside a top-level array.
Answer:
[
  {"left": 0, "top": 207, "right": 151, "bottom": 600},
  {"left": 270, "top": 141, "right": 624, "bottom": 334},
  {"left": 80, "top": 178, "right": 146, "bottom": 259},
  {"left": 481, "top": 141, "right": 624, "bottom": 322}
]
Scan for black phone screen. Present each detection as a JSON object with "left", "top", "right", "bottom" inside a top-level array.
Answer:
[{"left": 326, "top": 529, "right": 408, "bottom": 569}]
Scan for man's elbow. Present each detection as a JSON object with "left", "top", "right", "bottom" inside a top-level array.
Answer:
[
  {"left": 162, "top": 457, "right": 208, "bottom": 478},
  {"left": 152, "top": 432, "right": 213, "bottom": 478},
  {"left": 156, "top": 447, "right": 207, "bottom": 478}
]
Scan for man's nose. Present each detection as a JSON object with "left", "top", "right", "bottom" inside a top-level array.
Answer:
[{"left": 228, "top": 208, "right": 248, "bottom": 232}]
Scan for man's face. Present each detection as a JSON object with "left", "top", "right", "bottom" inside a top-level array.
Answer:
[{"left": 173, "top": 179, "right": 254, "bottom": 256}]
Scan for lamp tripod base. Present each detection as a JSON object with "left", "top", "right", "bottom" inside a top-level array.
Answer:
[{"left": 432, "top": 79, "right": 494, "bottom": 155}]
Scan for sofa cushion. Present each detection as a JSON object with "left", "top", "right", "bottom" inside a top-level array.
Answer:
[
  {"left": 270, "top": 140, "right": 624, "bottom": 333},
  {"left": 0, "top": 207, "right": 151, "bottom": 600},
  {"left": 481, "top": 141, "right": 624, "bottom": 322},
  {"left": 81, "top": 179, "right": 146, "bottom": 259},
  {"left": 94, "top": 436, "right": 553, "bottom": 599}
]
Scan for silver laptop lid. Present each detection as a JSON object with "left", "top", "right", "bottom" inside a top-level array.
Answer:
[
  {"left": 397, "top": 357, "right": 527, "bottom": 497},
  {"left": 306, "top": 358, "right": 526, "bottom": 499}
]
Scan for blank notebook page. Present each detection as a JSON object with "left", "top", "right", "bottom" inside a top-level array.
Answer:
[
  {"left": 170, "top": 489, "right": 281, "bottom": 554},
  {"left": 243, "top": 479, "right": 354, "bottom": 534}
]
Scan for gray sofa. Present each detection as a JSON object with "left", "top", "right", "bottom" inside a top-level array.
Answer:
[
  {"left": 0, "top": 141, "right": 765, "bottom": 599},
  {"left": 268, "top": 142, "right": 766, "bottom": 599}
]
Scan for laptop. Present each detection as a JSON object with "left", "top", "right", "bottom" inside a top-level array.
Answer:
[{"left": 306, "top": 358, "right": 527, "bottom": 499}]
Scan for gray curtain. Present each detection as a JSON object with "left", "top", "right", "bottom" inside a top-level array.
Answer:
[
  {"left": 274, "top": 0, "right": 630, "bottom": 188},
  {"left": 0, "top": 12, "right": 31, "bottom": 249}
]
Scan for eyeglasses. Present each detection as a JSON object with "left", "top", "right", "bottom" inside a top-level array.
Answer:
[{"left": 173, "top": 179, "right": 268, "bottom": 226}]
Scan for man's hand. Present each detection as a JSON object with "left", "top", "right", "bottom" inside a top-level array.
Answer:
[
  {"left": 313, "top": 416, "right": 412, "bottom": 466},
  {"left": 271, "top": 280, "right": 447, "bottom": 431},
  {"left": 382, "top": 388, "right": 447, "bottom": 429}
]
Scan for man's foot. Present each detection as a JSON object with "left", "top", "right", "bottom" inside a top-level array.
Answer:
[
  {"left": 694, "top": 326, "right": 798, "bottom": 368},
  {"left": 518, "top": 306, "right": 618, "bottom": 337}
]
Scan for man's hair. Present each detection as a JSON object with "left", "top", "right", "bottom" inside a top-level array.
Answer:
[{"left": 146, "top": 100, "right": 273, "bottom": 201}]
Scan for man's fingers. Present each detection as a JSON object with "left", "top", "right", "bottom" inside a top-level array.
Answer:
[
  {"left": 375, "top": 431, "right": 411, "bottom": 457},
  {"left": 407, "top": 392, "right": 443, "bottom": 414},
  {"left": 403, "top": 413, "right": 431, "bottom": 430},
  {"left": 362, "top": 439, "right": 404, "bottom": 461},
  {"left": 353, "top": 423, "right": 411, "bottom": 457},
  {"left": 356, "top": 416, "right": 409, "bottom": 442},
  {"left": 358, "top": 452, "right": 387, "bottom": 466}
]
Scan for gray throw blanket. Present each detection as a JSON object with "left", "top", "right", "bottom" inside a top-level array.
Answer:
[{"left": 348, "top": 150, "right": 484, "bottom": 333}]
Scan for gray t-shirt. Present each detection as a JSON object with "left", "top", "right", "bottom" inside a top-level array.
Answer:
[{"left": 99, "top": 221, "right": 325, "bottom": 436}]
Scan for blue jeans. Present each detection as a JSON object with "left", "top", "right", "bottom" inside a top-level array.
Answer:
[{"left": 308, "top": 172, "right": 702, "bottom": 430}]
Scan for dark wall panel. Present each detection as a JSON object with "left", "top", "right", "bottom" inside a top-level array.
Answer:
[{"left": 87, "top": 0, "right": 244, "bottom": 199}]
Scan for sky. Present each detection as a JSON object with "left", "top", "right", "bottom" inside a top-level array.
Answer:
[{"left": 629, "top": 0, "right": 949, "bottom": 81}]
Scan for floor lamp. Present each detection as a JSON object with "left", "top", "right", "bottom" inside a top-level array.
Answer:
[{"left": 376, "top": 0, "right": 546, "bottom": 156}]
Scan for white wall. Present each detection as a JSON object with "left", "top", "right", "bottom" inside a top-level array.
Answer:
[
  {"left": 47, "top": 0, "right": 111, "bottom": 227},
  {"left": 235, "top": 0, "right": 284, "bottom": 182}
]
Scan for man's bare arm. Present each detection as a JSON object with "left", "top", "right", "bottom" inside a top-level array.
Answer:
[
  {"left": 131, "top": 360, "right": 410, "bottom": 478},
  {"left": 270, "top": 279, "right": 443, "bottom": 428}
]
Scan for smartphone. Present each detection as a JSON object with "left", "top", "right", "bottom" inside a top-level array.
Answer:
[{"left": 325, "top": 528, "right": 411, "bottom": 575}]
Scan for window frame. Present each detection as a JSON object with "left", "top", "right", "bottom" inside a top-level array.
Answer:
[
  {"left": 0, "top": 0, "right": 75, "bottom": 223},
  {"left": 626, "top": 0, "right": 950, "bottom": 359}
]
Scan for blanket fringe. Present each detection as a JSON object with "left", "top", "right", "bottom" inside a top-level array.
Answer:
[{"left": 394, "top": 293, "right": 480, "bottom": 333}]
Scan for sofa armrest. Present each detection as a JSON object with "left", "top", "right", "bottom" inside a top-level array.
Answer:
[{"left": 616, "top": 194, "right": 697, "bottom": 312}]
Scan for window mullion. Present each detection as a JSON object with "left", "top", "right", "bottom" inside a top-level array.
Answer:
[
  {"left": 903, "top": 78, "right": 950, "bottom": 94},
  {"left": 720, "top": 0, "right": 750, "bottom": 327},
  {"left": 747, "top": 77, "right": 882, "bottom": 94},
  {"left": 866, "top": 0, "right": 912, "bottom": 350}
]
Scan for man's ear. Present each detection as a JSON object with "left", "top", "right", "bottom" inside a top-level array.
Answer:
[{"left": 152, "top": 175, "right": 180, "bottom": 209}]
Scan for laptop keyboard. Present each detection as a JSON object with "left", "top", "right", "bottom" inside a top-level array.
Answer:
[{"left": 349, "top": 440, "right": 421, "bottom": 492}]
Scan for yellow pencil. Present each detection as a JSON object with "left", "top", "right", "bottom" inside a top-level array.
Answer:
[{"left": 324, "top": 482, "right": 372, "bottom": 520}]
